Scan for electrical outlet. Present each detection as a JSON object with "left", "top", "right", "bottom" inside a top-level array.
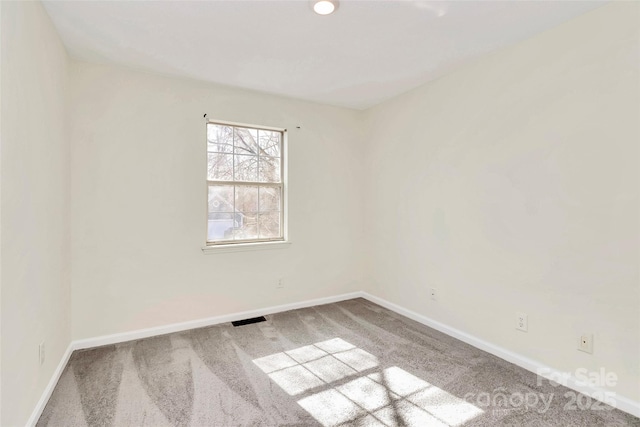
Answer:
[
  {"left": 578, "top": 334, "right": 593, "bottom": 354},
  {"left": 39, "top": 342, "right": 45, "bottom": 365},
  {"left": 516, "top": 312, "right": 528, "bottom": 332},
  {"left": 276, "top": 278, "right": 285, "bottom": 289},
  {"left": 430, "top": 288, "right": 437, "bottom": 301}
]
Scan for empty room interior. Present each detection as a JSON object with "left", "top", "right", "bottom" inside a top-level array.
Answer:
[{"left": 1, "top": 0, "right": 639, "bottom": 426}]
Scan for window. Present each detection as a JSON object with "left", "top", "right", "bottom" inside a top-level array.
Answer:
[{"left": 206, "top": 121, "right": 285, "bottom": 245}]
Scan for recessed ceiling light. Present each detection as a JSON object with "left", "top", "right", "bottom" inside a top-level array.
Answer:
[{"left": 314, "top": 0, "right": 336, "bottom": 16}]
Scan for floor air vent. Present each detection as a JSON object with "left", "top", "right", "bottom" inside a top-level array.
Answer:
[{"left": 232, "top": 316, "right": 267, "bottom": 327}]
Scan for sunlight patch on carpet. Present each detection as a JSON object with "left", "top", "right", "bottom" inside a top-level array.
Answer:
[{"left": 253, "top": 338, "right": 483, "bottom": 426}]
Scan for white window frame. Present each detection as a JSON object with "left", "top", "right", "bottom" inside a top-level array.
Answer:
[{"left": 203, "top": 119, "right": 288, "bottom": 250}]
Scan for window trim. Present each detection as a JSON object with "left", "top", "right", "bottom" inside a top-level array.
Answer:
[
  {"left": 201, "top": 240, "right": 291, "bottom": 254},
  {"left": 204, "top": 119, "right": 288, "bottom": 249}
]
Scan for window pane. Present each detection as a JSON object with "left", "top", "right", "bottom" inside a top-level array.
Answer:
[
  {"left": 208, "top": 185, "right": 234, "bottom": 213},
  {"left": 207, "top": 212, "right": 234, "bottom": 242},
  {"left": 236, "top": 186, "right": 258, "bottom": 212},
  {"left": 259, "top": 156, "right": 281, "bottom": 183},
  {"left": 208, "top": 152, "right": 233, "bottom": 181},
  {"left": 234, "top": 127, "right": 259, "bottom": 156},
  {"left": 259, "top": 212, "right": 281, "bottom": 239},
  {"left": 234, "top": 155, "right": 258, "bottom": 181},
  {"left": 207, "top": 124, "right": 233, "bottom": 153},
  {"left": 258, "top": 130, "right": 281, "bottom": 157},
  {"left": 208, "top": 185, "right": 235, "bottom": 242},
  {"left": 233, "top": 211, "right": 258, "bottom": 240},
  {"left": 259, "top": 186, "right": 281, "bottom": 211}
]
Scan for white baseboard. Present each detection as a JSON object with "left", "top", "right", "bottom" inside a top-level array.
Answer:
[
  {"left": 73, "top": 291, "right": 365, "bottom": 350},
  {"left": 28, "top": 290, "right": 639, "bottom": 425},
  {"left": 360, "top": 291, "right": 640, "bottom": 419},
  {"left": 26, "top": 344, "right": 74, "bottom": 427}
]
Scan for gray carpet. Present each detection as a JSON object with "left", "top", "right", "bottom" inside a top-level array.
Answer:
[{"left": 38, "top": 298, "right": 639, "bottom": 426}]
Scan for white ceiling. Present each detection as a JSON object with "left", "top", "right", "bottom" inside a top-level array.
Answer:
[{"left": 43, "top": 0, "right": 605, "bottom": 110}]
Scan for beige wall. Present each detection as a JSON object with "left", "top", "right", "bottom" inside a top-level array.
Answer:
[
  {"left": 69, "top": 62, "right": 366, "bottom": 340},
  {"left": 363, "top": 2, "right": 639, "bottom": 402},
  {"left": 0, "top": 1, "right": 71, "bottom": 425}
]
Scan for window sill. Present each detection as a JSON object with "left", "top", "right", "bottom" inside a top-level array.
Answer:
[{"left": 201, "top": 241, "right": 291, "bottom": 254}]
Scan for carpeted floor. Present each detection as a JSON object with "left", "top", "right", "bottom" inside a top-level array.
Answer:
[{"left": 38, "top": 298, "right": 639, "bottom": 426}]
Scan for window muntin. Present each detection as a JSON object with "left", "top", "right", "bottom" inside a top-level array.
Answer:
[{"left": 206, "top": 121, "right": 285, "bottom": 245}]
